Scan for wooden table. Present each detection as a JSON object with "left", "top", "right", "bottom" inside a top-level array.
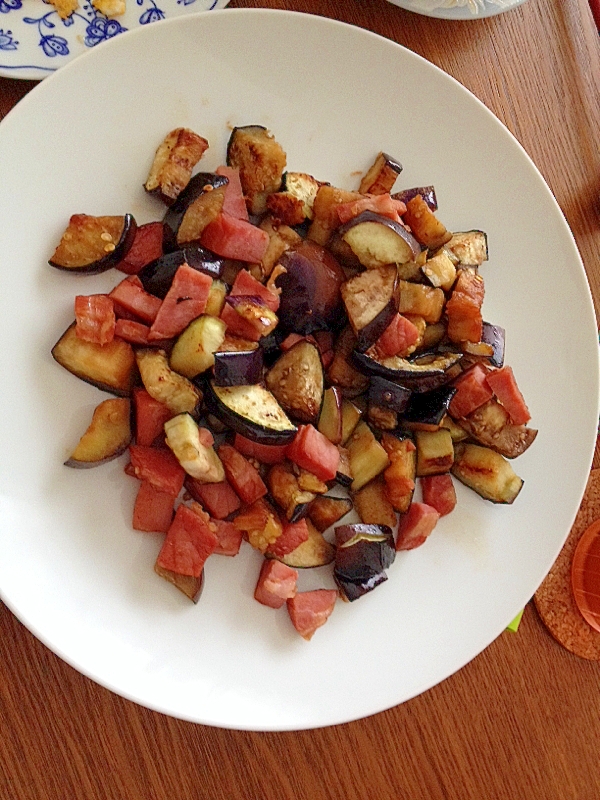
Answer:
[{"left": 2, "top": 1, "right": 600, "bottom": 797}]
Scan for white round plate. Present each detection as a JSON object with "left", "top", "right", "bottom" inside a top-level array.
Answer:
[
  {"left": 388, "top": 0, "right": 527, "bottom": 19},
  {"left": 0, "top": 9, "right": 597, "bottom": 731},
  {"left": 0, "top": 0, "right": 228, "bottom": 80}
]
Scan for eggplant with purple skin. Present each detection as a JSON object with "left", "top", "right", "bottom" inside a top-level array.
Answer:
[
  {"left": 137, "top": 245, "right": 225, "bottom": 299},
  {"left": 144, "top": 128, "right": 209, "bottom": 206},
  {"left": 318, "top": 386, "right": 343, "bottom": 444},
  {"left": 154, "top": 564, "right": 205, "bottom": 603},
  {"left": 392, "top": 185, "right": 437, "bottom": 211},
  {"left": 338, "top": 211, "right": 421, "bottom": 270},
  {"left": 368, "top": 375, "right": 411, "bottom": 415},
  {"left": 481, "top": 322, "right": 505, "bottom": 368},
  {"left": 275, "top": 240, "right": 346, "bottom": 334},
  {"left": 265, "top": 341, "right": 324, "bottom": 424},
  {"left": 49, "top": 213, "right": 137, "bottom": 274},
  {"left": 352, "top": 349, "right": 463, "bottom": 393},
  {"left": 225, "top": 294, "right": 279, "bottom": 339},
  {"left": 359, "top": 152, "right": 403, "bottom": 195},
  {"left": 169, "top": 315, "right": 227, "bottom": 379},
  {"left": 266, "top": 461, "right": 315, "bottom": 522},
  {"left": 333, "top": 523, "right": 396, "bottom": 601},
  {"left": 400, "top": 385, "right": 457, "bottom": 431},
  {"left": 212, "top": 348, "right": 264, "bottom": 387},
  {"left": 341, "top": 265, "right": 399, "bottom": 352},
  {"left": 162, "top": 172, "right": 228, "bottom": 237},
  {"left": 65, "top": 398, "right": 132, "bottom": 468}
]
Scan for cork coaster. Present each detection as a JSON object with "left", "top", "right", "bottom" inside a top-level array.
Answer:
[{"left": 534, "top": 468, "right": 600, "bottom": 660}]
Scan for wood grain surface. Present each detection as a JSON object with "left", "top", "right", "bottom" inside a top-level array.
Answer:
[{"left": 2, "top": 0, "right": 600, "bottom": 798}]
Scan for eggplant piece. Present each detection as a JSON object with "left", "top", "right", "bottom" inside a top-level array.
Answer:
[
  {"left": 225, "top": 295, "right": 278, "bottom": 339},
  {"left": 308, "top": 495, "right": 353, "bottom": 532},
  {"left": 352, "top": 349, "right": 463, "bottom": 393},
  {"left": 340, "top": 398, "right": 363, "bottom": 445},
  {"left": 136, "top": 348, "right": 201, "bottom": 415},
  {"left": 403, "top": 195, "right": 452, "bottom": 250},
  {"left": 205, "top": 279, "right": 228, "bottom": 318},
  {"left": 52, "top": 323, "right": 136, "bottom": 396},
  {"left": 226, "top": 125, "right": 287, "bottom": 215},
  {"left": 398, "top": 280, "right": 445, "bottom": 324},
  {"left": 367, "top": 404, "right": 398, "bottom": 432},
  {"left": 266, "top": 461, "right": 315, "bottom": 522},
  {"left": 144, "top": 128, "right": 209, "bottom": 206},
  {"left": 444, "top": 230, "right": 488, "bottom": 267},
  {"left": 440, "top": 415, "right": 469, "bottom": 443},
  {"left": 451, "top": 442, "right": 523, "bottom": 504},
  {"left": 459, "top": 399, "right": 538, "bottom": 459},
  {"left": 266, "top": 172, "right": 322, "bottom": 225},
  {"left": 327, "top": 326, "right": 371, "bottom": 399},
  {"left": 176, "top": 184, "right": 227, "bottom": 245},
  {"left": 334, "top": 523, "right": 395, "bottom": 602},
  {"left": 65, "top": 398, "right": 132, "bottom": 468},
  {"left": 162, "top": 172, "right": 228, "bottom": 236},
  {"left": 318, "top": 386, "right": 343, "bottom": 444},
  {"left": 137, "top": 245, "right": 225, "bottom": 299},
  {"left": 392, "top": 185, "right": 438, "bottom": 211},
  {"left": 352, "top": 478, "right": 398, "bottom": 528},
  {"left": 164, "top": 413, "right": 225, "bottom": 482},
  {"left": 335, "top": 445, "right": 354, "bottom": 488},
  {"left": 481, "top": 322, "right": 505, "bottom": 368},
  {"left": 169, "top": 315, "right": 227, "bottom": 379},
  {"left": 346, "top": 421, "right": 390, "bottom": 492},
  {"left": 258, "top": 215, "right": 303, "bottom": 279},
  {"left": 400, "top": 385, "right": 457, "bottom": 431},
  {"left": 273, "top": 520, "right": 335, "bottom": 569},
  {"left": 359, "top": 152, "right": 403, "bottom": 195},
  {"left": 49, "top": 213, "right": 137, "bottom": 274},
  {"left": 154, "top": 563, "right": 204, "bottom": 603},
  {"left": 380, "top": 433, "right": 417, "bottom": 513},
  {"left": 369, "top": 376, "right": 411, "bottom": 414},
  {"left": 204, "top": 381, "right": 297, "bottom": 445},
  {"left": 213, "top": 349, "right": 264, "bottom": 387},
  {"left": 265, "top": 340, "right": 324, "bottom": 424},
  {"left": 275, "top": 240, "right": 346, "bottom": 334},
  {"left": 341, "top": 265, "right": 399, "bottom": 352},
  {"left": 421, "top": 250, "right": 457, "bottom": 292},
  {"left": 414, "top": 428, "right": 454, "bottom": 477},
  {"left": 338, "top": 211, "right": 421, "bottom": 269}
]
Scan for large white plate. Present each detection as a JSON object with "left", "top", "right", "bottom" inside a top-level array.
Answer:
[
  {"left": 0, "top": 0, "right": 228, "bottom": 80},
  {"left": 388, "top": 0, "right": 527, "bottom": 19},
  {"left": 0, "top": 9, "right": 597, "bottom": 731}
]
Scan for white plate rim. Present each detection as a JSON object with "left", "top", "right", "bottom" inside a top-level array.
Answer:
[{"left": 386, "top": 0, "right": 527, "bottom": 20}]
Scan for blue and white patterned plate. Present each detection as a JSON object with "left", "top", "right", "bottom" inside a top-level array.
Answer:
[{"left": 0, "top": 0, "right": 228, "bottom": 79}]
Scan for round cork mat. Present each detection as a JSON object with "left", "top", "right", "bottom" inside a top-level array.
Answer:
[{"left": 534, "top": 468, "right": 600, "bottom": 659}]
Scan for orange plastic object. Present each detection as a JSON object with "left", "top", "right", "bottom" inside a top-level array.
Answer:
[{"left": 571, "top": 519, "right": 600, "bottom": 633}]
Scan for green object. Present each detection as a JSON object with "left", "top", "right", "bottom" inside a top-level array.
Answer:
[{"left": 506, "top": 609, "right": 524, "bottom": 633}]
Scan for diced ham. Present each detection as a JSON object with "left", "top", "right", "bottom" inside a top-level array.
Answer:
[
  {"left": 133, "top": 388, "right": 172, "bottom": 447},
  {"left": 286, "top": 425, "right": 340, "bottom": 483},
  {"left": 229, "top": 268, "right": 280, "bottom": 312},
  {"left": 395, "top": 502, "right": 440, "bottom": 551},
  {"left": 186, "top": 478, "right": 241, "bottom": 519},
  {"left": 445, "top": 270, "right": 485, "bottom": 344},
  {"left": 254, "top": 559, "right": 298, "bottom": 609},
  {"left": 115, "top": 221, "right": 165, "bottom": 275},
  {"left": 233, "top": 434, "right": 288, "bottom": 465},
  {"left": 201, "top": 212, "right": 270, "bottom": 263},
  {"left": 266, "top": 519, "right": 310, "bottom": 558},
  {"left": 109, "top": 275, "right": 162, "bottom": 324},
  {"left": 115, "top": 318, "right": 151, "bottom": 345},
  {"left": 336, "top": 193, "right": 407, "bottom": 224},
  {"left": 420, "top": 474, "right": 457, "bottom": 517},
  {"left": 485, "top": 366, "right": 531, "bottom": 425},
  {"left": 448, "top": 364, "right": 494, "bottom": 419},
  {"left": 132, "top": 480, "right": 175, "bottom": 533},
  {"left": 287, "top": 589, "right": 338, "bottom": 640},
  {"left": 211, "top": 519, "right": 243, "bottom": 556},
  {"left": 156, "top": 503, "right": 218, "bottom": 578},
  {"left": 128, "top": 444, "right": 185, "bottom": 497},
  {"left": 74, "top": 294, "right": 115, "bottom": 345},
  {"left": 215, "top": 166, "right": 249, "bottom": 221},
  {"left": 218, "top": 444, "right": 267, "bottom": 505},
  {"left": 372, "top": 313, "right": 420, "bottom": 358},
  {"left": 148, "top": 263, "right": 212, "bottom": 340}
]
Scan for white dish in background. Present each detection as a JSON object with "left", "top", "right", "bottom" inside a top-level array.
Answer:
[
  {"left": 0, "top": 9, "right": 597, "bottom": 731},
  {"left": 0, "top": 0, "right": 228, "bottom": 80},
  {"left": 388, "top": 0, "right": 527, "bottom": 19}
]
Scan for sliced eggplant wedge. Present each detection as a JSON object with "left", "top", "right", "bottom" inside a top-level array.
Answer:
[
  {"left": 136, "top": 348, "right": 201, "bottom": 415},
  {"left": 359, "top": 152, "right": 403, "bottom": 195},
  {"left": 397, "top": 280, "right": 445, "bottom": 324},
  {"left": 341, "top": 265, "right": 398, "bottom": 352},
  {"left": 164, "top": 413, "right": 225, "bottom": 482},
  {"left": 266, "top": 172, "right": 322, "bottom": 225},
  {"left": 327, "top": 326, "right": 370, "bottom": 399},
  {"left": 403, "top": 194, "right": 452, "bottom": 250},
  {"left": 273, "top": 519, "right": 335, "bottom": 569},
  {"left": 65, "top": 398, "right": 132, "bottom": 468},
  {"left": 308, "top": 495, "right": 353, "bottom": 532},
  {"left": 258, "top": 215, "right": 303, "bottom": 279},
  {"left": 414, "top": 428, "right": 454, "bottom": 477},
  {"left": 137, "top": 245, "right": 224, "bottom": 299},
  {"left": 169, "top": 315, "right": 227, "bottom": 379},
  {"left": 346, "top": 421, "right": 390, "bottom": 492},
  {"left": 49, "top": 213, "right": 137, "bottom": 274},
  {"left": 392, "top": 185, "right": 438, "bottom": 211},
  {"left": 144, "top": 128, "right": 209, "bottom": 206},
  {"left": 212, "top": 348, "right": 264, "bottom": 387},
  {"left": 226, "top": 125, "right": 287, "bottom": 215},
  {"left": 444, "top": 230, "right": 488, "bottom": 267},
  {"left": 265, "top": 340, "right": 324, "bottom": 424},
  {"left": 481, "top": 322, "right": 506, "bottom": 368},
  {"left": 318, "top": 386, "right": 343, "bottom": 444},
  {"left": 334, "top": 523, "right": 395, "bottom": 602},
  {"left": 459, "top": 399, "right": 538, "bottom": 459},
  {"left": 400, "top": 385, "right": 457, "bottom": 431},
  {"left": 335, "top": 445, "right": 354, "bottom": 488},
  {"left": 380, "top": 433, "right": 416, "bottom": 513},
  {"left": 204, "top": 381, "right": 297, "bottom": 444},
  {"left": 266, "top": 461, "right": 315, "bottom": 522},
  {"left": 225, "top": 295, "right": 279, "bottom": 340},
  {"left": 162, "top": 172, "right": 228, "bottom": 238},
  {"left": 154, "top": 563, "right": 204, "bottom": 603},
  {"left": 421, "top": 250, "right": 457, "bottom": 292},
  {"left": 352, "top": 349, "right": 463, "bottom": 393},
  {"left": 352, "top": 478, "right": 398, "bottom": 528},
  {"left": 451, "top": 442, "right": 523, "bottom": 504},
  {"left": 52, "top": 323, "right": 136, "bottom": 396},
  {"left": 339, "top": 211, "right": 421, "bottom": 269},
  {"left": 368, "top": 376, "right": 411, "bottom": 414},
  {"left": 176, "top": 184, "right": 227, "bottom": 245},
  {"left": 340, "top": 398, "right": 363, "bottom": 445}
]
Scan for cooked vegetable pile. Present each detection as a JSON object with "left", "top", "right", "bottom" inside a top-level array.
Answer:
[{"left": 50, "top": 125, "right": 536, "bottom": 641}]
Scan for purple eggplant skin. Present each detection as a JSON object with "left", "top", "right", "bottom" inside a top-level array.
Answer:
[
  {"left": 333, "top": 524, "right": 396, "bottom": 601},
  {"left": 49, "top": 214, "right": 137, "bottom": 275},
  {"left": 275, "top": 241, "right": 347, "bottom": 334},
  {"left": 352, "top": 350, "right": 463, "bottom": 393},
  {"left": 482, "top": 322, "right": 506, "bottom": 368},
  {"left": 392, "top": 186, "right": 438, "bottom": 211},
  {"left": 401, "top": 385, "right": 457, "bottom": 428},
  {"left": 258, "top": 329, "right": 285, "bottom": 367},
  {"left": 355, "top": 299, "right": 398, "bottom": 353},
  {"left": 337, "top": 211, "right": 421, "bottom": 269},
  {"left": 369, "top": 376, "right": 412, "bottom": 414},
  {"left": 163, "top": 172, "right": 228, "bottom": 235},
  {"left": 137, "top": 245, "right": 225, "bottom": 299},
  {"left": 212, "top": 349, "right": 264, "bottom": 387}
]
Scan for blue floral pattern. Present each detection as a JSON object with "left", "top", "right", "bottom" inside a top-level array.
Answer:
[{"left": 0, "top": 0, "right": 226, "bottom": 78}]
